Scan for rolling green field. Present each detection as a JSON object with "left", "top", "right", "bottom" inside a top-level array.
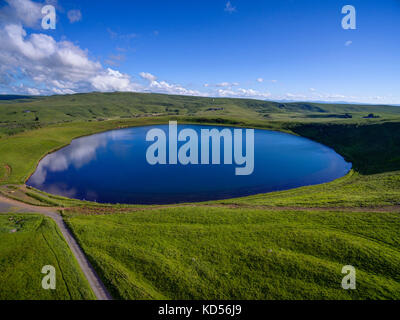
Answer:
[
  {"left": 1, "top": 92, "right": 400, "bottom": 300},
  {"left": 0, "top": 214, "right": 95, "bottom": 300},
  {"left": 2, "top": 92, "right": 400, "bottom": 138},
  {"left": 63, "top": 207, "right": 400, "bottom": 300}
]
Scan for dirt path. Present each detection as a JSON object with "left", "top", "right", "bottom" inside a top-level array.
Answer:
[{"left": 0, "top": 195, "right": 112, "bottom": 301}]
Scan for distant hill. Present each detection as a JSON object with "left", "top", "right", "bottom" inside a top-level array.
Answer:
[{"left": 1, "top": 92, "right": 400, "bottom": 136}]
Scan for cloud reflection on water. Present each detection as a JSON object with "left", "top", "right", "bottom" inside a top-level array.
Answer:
[
  {"left": 30, "top": 129, "right": 136, "bottom": 187},
  {"left": 30, "top": 133, "right": 108, "bottom": 185}
]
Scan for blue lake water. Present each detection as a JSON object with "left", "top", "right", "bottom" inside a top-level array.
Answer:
[{"left": 27, "top": 124, "right": 352, "bottom": 204}]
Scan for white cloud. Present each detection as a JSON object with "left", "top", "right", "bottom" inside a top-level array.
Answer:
[
  {"left": 91, "top": 68, "right": 139, "bottom": 92},
  {"left": 140, "top": 72, "right": 202, "bottom": 96},
  {"left": 216, "top": 82, "right": 239, "bottom": 87},
  {"left": 345, "top": 40, "right": 353, "bottom": 46},
  {"left": 0, "top": 0, "right": 142, "bottom": 95},
  {"left": 224, "top": 1, "right": 236, "bottom": 13},
  {"left": 149, "top": 80, "right": 202, "bottom": 96},
  {"left": 217, "top": 88, "right": 271, "bottom": 99},
  {"left": 0, "top": 23, "right": 139, "bottom": 93},
  {"left": 139, "top": 72, "right": 157, "bottom": 82},
  {"left": 256, "top": 78, "right": 263, "bottom": 83},
  {"left": 30, "top": 133, "right": 107, "bottom": 186},
  {"left": 1, "top": 24, "right": 95, "bottom": 91},
  {"left": 0, "top": 1, "right": 394, "bottom": 105},
  {"left": 26, "top": 87, "right": 41, "bottom": 95},
  {"left": 0, "top": 0, "right": 203, "bottom": 98},
  {"left": 270, "top": 89, "right": 395, "bottom": 104},
  {"left": 51, "top": 87, "right": 75, "bottom": 95},
  {"left": 0, "top": 8, "right": 199, "bottom": 97},
  {"left": 0, "top": 0, "right": 43, "bottom": 28},
  {"left": 216, "top": 82, "right": 231, "bottom": 87},
  {"left": 284, "top": 93, "right": 307, "bottom": 100},
  {"left": 67, "top": 9, "right": 82, "bottom": 24}
]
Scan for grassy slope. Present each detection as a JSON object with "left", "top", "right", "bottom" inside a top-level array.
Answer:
[
  {"left": 64, "top": 207, "right": 400, "bottom": 300},
  {"left": 2, "top": 92, "right": 400, "bottom": 137},
  {"left": 0, "top": 214, "right": 95, "bottom": 300},
  {"left": 220, "top": 170, "right": 400, "bottom": 207},
  {"left": 1, "top": 92, "right": 400, "bottom": 300},
  {"left": 289, "top": 122, "right": 400, "bottom": 174}
]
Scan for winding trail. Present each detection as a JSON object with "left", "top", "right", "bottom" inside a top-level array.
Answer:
[{"left": 0, "top": 195, "right": 112, "bottom": 300}]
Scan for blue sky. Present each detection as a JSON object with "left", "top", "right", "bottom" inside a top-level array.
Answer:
[{"left": 0, "top": 0, "right": 399, "bottom": 104}]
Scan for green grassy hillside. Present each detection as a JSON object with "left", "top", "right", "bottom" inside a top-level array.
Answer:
[
  {"left": 1, "top": 92, "right": 400, "bottom": 137},
  {"left": 0, "top": 214, "right": 95, "bottom": 300},
  {"left": 64, "top": 207, "right": 400, "bottom": 300},
  {"left": 289, "top": 122, "right": 400, "bottom": 174}
]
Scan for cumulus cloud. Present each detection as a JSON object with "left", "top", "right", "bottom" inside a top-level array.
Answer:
[
  {"left": 139, "top": 72, "right": 157, "bottom": 82},
  {"left": 91, "top": 68, "right": 140, "bottom": 92},
  {"left": 67, "top": 9, "right": 82, "bottom": 23},
  {"left": 0, "top": 0, "right": 141, "bottom": 95},
  {"left": 217, "top": 88, "right": 271, "bottom": 99},
  {"left": 0, "top": 0, "right": 283, "bottom": 100},
  {"left": 1, "top": 1, "right": 390, "bottom": 104},
  {"left": 27, "top": 87, "right": 41, "bottom": 95},
  {"left": 0, "top": 0, "right": 43, "bottom": 28},
  {"left": 0, "top": 3, "right": 200, "bottom": 98},
  {"left": 217, "top": 82, "right": 239, "bottom": 87},
  {"left": 139, "top": 72, "right": 202, "bottom": 96},
  {"left": 217, "top": 82, "right": 231, "bottom": 87},
  {"left": 149, "top": 80, "right": 202, "bottom": 96},
  {"left": 274, "top": 89, "right": 393, "bottom": 104}
]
